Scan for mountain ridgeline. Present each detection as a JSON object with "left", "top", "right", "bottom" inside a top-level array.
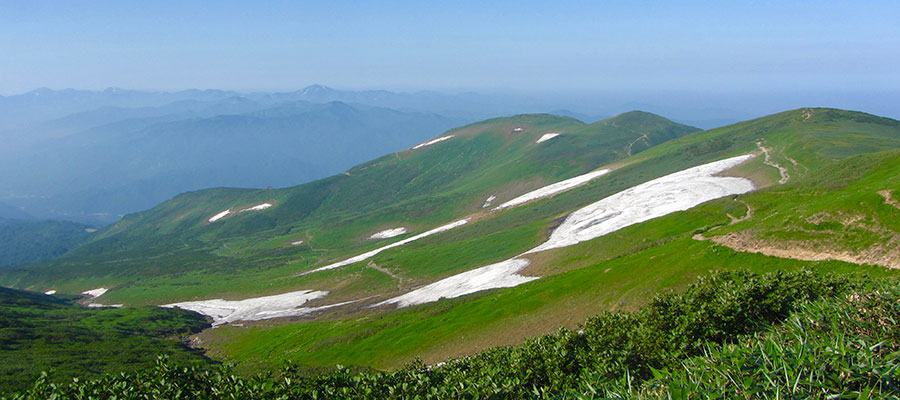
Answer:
[
  {"left": 0, "top": 111, "right": 697, "bottom": 297},
  {"left": 3, "top": 108, "right": 900, "bottom": 397},
  {"left": 0, "top": 101, "right": 464, "bottom": 224}
]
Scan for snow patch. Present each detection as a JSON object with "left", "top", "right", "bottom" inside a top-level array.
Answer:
[
  {"left": 290, "top": 240, "right": 304, "bottom": 246},
  {"left": 302, "top": 219, "right": 470, "bottom": 275},
  {"left": 208, "top": 210, "right": 230, "bottom": 223},
  {"left": 494, "top": 169, "right": 611, "bottom": 210},
  {"left": 482, "top": 195, "right": 496, "bottom": 208},
  {"left": 44, "top": 290, "right": 56, "bottom": 295},
  {"left": 369, "top": 227, "right": 407, "bottom": 240},
  {"left": 208, "top": 203, "right": 273, "bottom": 223},
  {"left": 88, "top": 303, "right": 123, "bottom": 308},
  {"left": 165, "top": 290, "right": 330, "bottom": 326},
  {"left": 244, "top": 203, "right": 272, "bottom": 211},
  {"left": 536, "top": 133, "right": 560, "bottom": 143},
  {"left": 527, "top": 154, "right": 755, "bottom": 253},
  {"left": 84, "top": 228, "right": 98, "bottom": 233},
  {"left": 380, "top": 154, "right": 755, "bottom": 308},
  {"left": 81, "top": 288, "right": 108, "bottom": 298},
  {"left": 412, "top": 135, "right": 454, "bottom": 150},
  {"left": 375, "top": 259, "right": 537, "bottom": 308}
]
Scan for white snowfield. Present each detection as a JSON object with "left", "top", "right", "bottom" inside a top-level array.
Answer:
[
  {"left": 527, "top": 154, "right": 755, "bottom": 253},
  {"left": 482, "top": 195, "right": 496, "bottom": 208},
  {"left": 165, "top": 290, "right": 329, "bottom": 326},
  {"left": 302, "top": 219, "right": 470, "bottom": 275},
  {"left": 493, "top": 169, "right": 611, "bottom": 210},
  {"left": 536, "top": 133, "right": 561, "bottom": 143},
  {"left": 375, "top": 258, "right": 537, "bottom": 308},
  {"left": 44, "top": 290, "right": 56, "bottom": 295},
  {"left": 81, "top": 287, "right": 108, "bottom": 298},
  {"left": 208, "top": 203, "right": 272, "bottom": 223},
  {"left": 369, "top": 227, "right": 407, "bottom": 239},
  {"left": 208, "top": 210, "right": 230, "bottom": 222},
  {"left": 379, "top": 154, "right": 755, "bottom": 308},
  {"left": 291, "top": 240, "right": 304, "bottom": 246},
  {"left": 168, "top": 155, "right": 756, "bottom": 320},
  {"left": 412, "top": 135, "right": 454, "bottom": 150},
  {"left": 245, "top": 203, "right": 272, "bottom": 211}
]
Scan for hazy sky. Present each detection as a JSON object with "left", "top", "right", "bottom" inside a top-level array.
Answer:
[{"left": 1, "top": 1, "right": 898, "bottom": 95}]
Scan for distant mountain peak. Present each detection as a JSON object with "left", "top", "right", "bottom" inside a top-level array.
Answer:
[
  {"left": 299, "top": 84, "right": 336, "bottom": 97},
  {"left": 28, "top": 87, "right": 54, "bottom": 96}
]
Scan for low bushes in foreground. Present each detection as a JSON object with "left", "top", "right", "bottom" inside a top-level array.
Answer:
[{"left": 10, "top": 269, "right": 898, "bottom": 399}]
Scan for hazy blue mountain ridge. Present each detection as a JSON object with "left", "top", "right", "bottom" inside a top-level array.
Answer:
[{"left": 0, "top": 101, "right": 464, "bottom": 224}]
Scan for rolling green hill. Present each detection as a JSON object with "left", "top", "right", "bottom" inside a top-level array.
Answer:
[
  {"left": 0, "top": 111, "right": 698, "bottom": 305},
  {"left": 3, "top": 108, "right": 900, "bottom": 396},
  {"left": 1, "top": 101, "right": 464, "bottom": 224},
  {"left": 187, "top": 108, "right": 900, "bottom": 372}
]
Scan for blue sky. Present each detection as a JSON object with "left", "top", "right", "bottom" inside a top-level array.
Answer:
[{"left": 1, "top": 1, "right": 898, "bottom": 94}]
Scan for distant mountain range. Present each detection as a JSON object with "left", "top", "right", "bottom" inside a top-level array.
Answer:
[
  {"left": 5, "top": 85, "right": 611, "bottom": 224},
  {"left": 11, "top": 85, "right": 892, "bottom": 225},
  {"left": 0, "top": 99, "right": 463, "bottom": 224}
]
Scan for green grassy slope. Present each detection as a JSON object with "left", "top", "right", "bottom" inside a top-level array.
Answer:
[
  {"left": 0, "top": 287, "right": 213, "bottom": 394},
  {"left": 0, "top": 111, "right": 698, "bottom": 304},
  {"left": 705, "top": 149, "right": 900, "bottom": 268},
  {"left": 195, "top": 108, "right": 900, "bottom": 372},
  {"left": 3, "top": 107, "right": 900, "bottom": 384},
  {"left": 11, "top": 270, "right": 899, "bottom": 399}
]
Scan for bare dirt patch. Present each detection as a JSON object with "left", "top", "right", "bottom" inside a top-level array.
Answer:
[
  {"left": 879, "top": 190, "right": 900, "bottom": 210},
  {"left": 708, "top": 230, "right": 900, "bottom": 269}
]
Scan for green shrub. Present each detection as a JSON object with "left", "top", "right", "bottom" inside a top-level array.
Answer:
[
  {"left": 8, "top": 269, "right": 877, "bottom": 399},
  {"left": 592, "top": 285, "right": 900, "bottom": 399}
]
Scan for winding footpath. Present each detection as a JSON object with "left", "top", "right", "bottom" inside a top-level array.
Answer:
[{"left": 757, "top": 141, "right": 790, "bottom": 184}]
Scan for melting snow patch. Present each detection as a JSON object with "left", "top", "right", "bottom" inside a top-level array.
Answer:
[
  {"left": 208, "top": 203, "right": 273, "bottom": 223},
  {"left": 412, "top": 135, "right": 454, "bottom": 150},
  {"left": 44, "top": 290, "right": 56, "bottom": 295},
  {"left": 482, "top": 195, "right": 497, "bottom": 208},
  {"left": 527, "top": 154, "right": 755, "bottom": 253},
  {"left": 536, "top": 133, "right": 560, "bottom": 144},
  {"left": 88, "top": 303, "right": 123, "bottom": 308},
  {"left": 165, "top": 290, "right": 330, "bottom": 326},
  {"left": 208, "top": 210, "right": 230, "bottom": 223},
  {"left": 494, "top": 169, "right": 611, "bottom": 210},
  {"left": 303, "top": 219, "right": 470, "bottom": 275},
  {"left": 375, "top": 259, "right": 537, "bottom": 308},
  {"left": 369, "top": 227, "right": 407, "bottom": 240},
  {"left": 244, "top": 203, "right": 272, "bottom": 211},
  {"left": 291, "top": 240, "right": 304, "bottom": 246},
  {"left": 380, "top": 154, "right": 755, "bottom": 308},
  {"left": 81, "top": 288, "right": 108, "bottom": 298}
]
